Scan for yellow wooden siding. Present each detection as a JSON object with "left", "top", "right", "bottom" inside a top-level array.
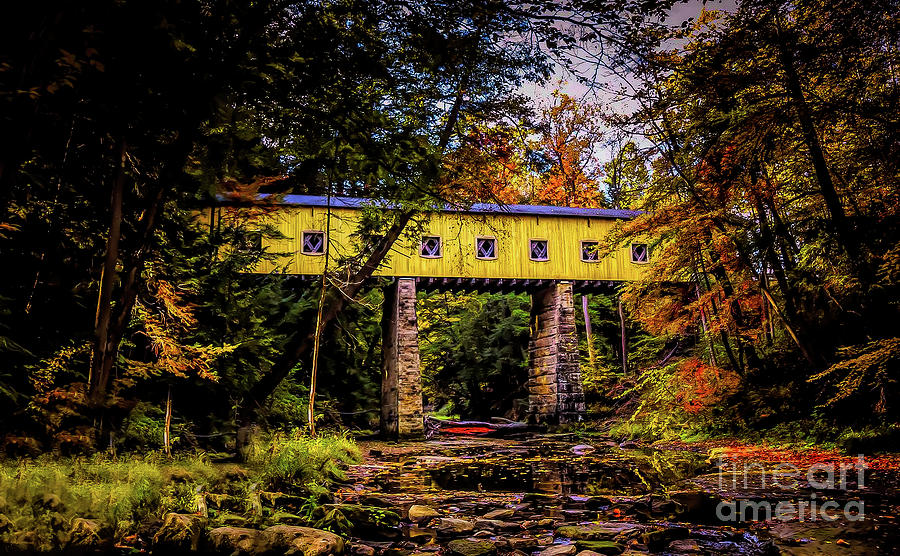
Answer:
[{"left": 251, "top": 207, "right": 646, "bottom": 281}]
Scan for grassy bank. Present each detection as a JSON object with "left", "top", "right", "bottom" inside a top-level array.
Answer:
[{"left": 0, "top": 430, "right": 360, "bottom": 551}]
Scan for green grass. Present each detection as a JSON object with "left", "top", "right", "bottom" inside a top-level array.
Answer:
[{"left": 0, "top": 431, "right": 361, "bottom": 551}]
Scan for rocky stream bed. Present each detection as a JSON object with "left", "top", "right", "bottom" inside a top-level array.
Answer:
[
  {"left": 11, "top": 434, "right": 899, "bottom": 554},
  {"left": 330, "top": 435, "right": 900, "bottom": 556}
]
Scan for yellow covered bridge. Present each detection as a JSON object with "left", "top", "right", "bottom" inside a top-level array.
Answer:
[{"left": 240, "top": 195, "right": 646, "bottom": 437}]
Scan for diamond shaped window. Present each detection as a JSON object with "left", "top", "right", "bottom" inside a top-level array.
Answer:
[
  {"left": 420, "top": 236, "right": 442, "bottom": 258},
  {"left": 476, "top": 237, "right": 497, "bottom": 259},
  {"left": 301, "top": 231, "right": 325, "bottom": 255},
  {"left": 530, "top": 239, "right": 548, "bottom": 261},
  {"left": 631, "top": 243, "right": 649, "bottom": 263}
]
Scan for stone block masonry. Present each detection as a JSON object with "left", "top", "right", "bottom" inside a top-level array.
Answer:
[
  {"left": 528, "top": 282, "right": 585, "bottom": 424},
  {"left": 380, "top": 278, "right": 425, "bottom": 438}
]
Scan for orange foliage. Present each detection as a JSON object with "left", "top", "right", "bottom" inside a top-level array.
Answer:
[{"left": 674, "top": 358, "right": 741, "bottom": 414}]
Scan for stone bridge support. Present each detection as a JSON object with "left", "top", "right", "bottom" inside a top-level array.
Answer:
[
  {"left": 380, "top": 278, "right": 424, "bottom": 438},
  {"left": 528, "top": 281, "right": 585, "bottom": 424}
]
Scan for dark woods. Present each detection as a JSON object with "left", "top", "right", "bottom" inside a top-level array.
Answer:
[{"left": 0, "top": 0, "right": 898, "bottom": 456}]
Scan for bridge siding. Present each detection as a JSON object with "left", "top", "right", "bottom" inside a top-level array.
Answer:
[{"left": 254, "top": 206, "right": 645, "bottom": 281}]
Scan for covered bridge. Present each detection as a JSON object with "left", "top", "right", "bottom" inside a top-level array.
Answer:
[{"left": 241, "top": 195, "right": 647, "bottom": 437}]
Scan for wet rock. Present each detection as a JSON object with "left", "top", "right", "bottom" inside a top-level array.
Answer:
[
  {"left": 555, "top": 523, "right": 642, "bottom": 542},
  {"left": 260, "top": 525, "right": 345, "bottom": 555},
  {"left": 618, "top": 441, "right": 639, "bottom": 450},
  {"left": 561, "top": 509, "right": 591, "bottom": 521},
  {"left": 152, "top": 513, "right": 208, "bottom": 552},
  {"left": 574, "top": 540, "right": 625, "bottom": 555},
  {"left": 349, "top": 543, "right": 377, "bottom": 556},
  {"left": 666, "top": 539, "right": 702, "bottom": 553},
  {"left": 67, "top": 518, "right": 108, "bottom": 551},
  {"left": 483, "top": 508, "right": 515, "bottom": 520},
  {"left": 271, "top": 510, "right": 306, "bottom": 526},
  {"left": 507, "top": 536, "right": 539, "bottom": 551},
  {"left": 447, "top": 538, "right": 497, "bottom": 556},
  {"left": 207, "top": 527, "right": 261, "bottom": 555},
  {"left": 359, "top": 495, "right": 394, "bottom": 507},
  {"left": 539, "top": 544, "right": 577, "bottom": 555},
  {"left": 641, "top": 526, "right": 688, "bottom": 551},
  {"left": 574, "top": 551, "right": 604, "bottom": 556},
  {"left": 433, "top": 517, "right": 476, "bottom": 536},
  {"left": 408, "top": 504, "right": 441, "bottom": 523},
  {"left": 474, "top": 530, "right": 493, "bottom": 537},
  {"left": 404, "top": 525, "right": 437, "bottom": 544},
  {"left": 524, "top": 518, "right": 557, "bottom": 529},
  {"left": 315, "top": 504, "right": 400, "bottom": 538},
  {"left": 474, "top": 518, "right": 522, "bottom": 532},
  {"left": 571, "top": 444, "right": 596, "bottom": 455}
]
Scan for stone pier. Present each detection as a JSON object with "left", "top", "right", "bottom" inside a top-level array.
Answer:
[
  {"left": 380, "top": 278, "right": 425, "bottom": 438},
  {"left": 527, "top": 281, "right": 585, "bottom": 424}
]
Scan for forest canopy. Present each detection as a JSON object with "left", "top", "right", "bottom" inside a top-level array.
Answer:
[{"left": 0, "top": 0, "right": 898, "bottom": 454}]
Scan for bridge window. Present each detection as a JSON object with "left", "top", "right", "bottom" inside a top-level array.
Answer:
[
  {"left": 530, "top": 239, "right": 549, "bottom": 261},
  {"left": 631, "top": 242, "right": 649, "bottom": 263},
  {"left": 301, "top": 231, "right": 326, "bottom": 255},
  {"left": 420, "top": 235, "right": 442, "bottom": 258},
  {"left": 581, "top": 240, "right": 600, "bottom": 262},
  {"left": 475, "top": 237, "right": 497, "bottom": 260}
]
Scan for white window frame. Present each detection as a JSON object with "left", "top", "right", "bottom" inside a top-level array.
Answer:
[
  {"left": 475, "top": 236, "right": 498, "bottom": 260},
  {"left": 581, "top": 240, "right": 600, "bottom": 263},
  {"left": 529, "top": 238, "right": 549, "bottom": 262},
  {"left": 420, "top": 235, "right": 443, "bottom": 258},
  {"left": 630, "top": 242, "right": 650, "bottom": 264},
  {"left": 300, "top": 230, "right": 327, "bottom": 256}
]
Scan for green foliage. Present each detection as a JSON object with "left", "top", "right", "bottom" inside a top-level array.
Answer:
[
  {"left": 419, "top": 292, "right": 530, "bottom": 419},
  {"left": 247, "top": 430, "right": 362, "bottom": 492}
]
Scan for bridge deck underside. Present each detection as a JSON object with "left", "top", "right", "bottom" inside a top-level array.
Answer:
[{"left": 281, "top": 275, "right": 622, "bottom": 294}]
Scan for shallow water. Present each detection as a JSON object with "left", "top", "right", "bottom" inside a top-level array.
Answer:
[{"left": 341, "top": 435, "right": 900, "bottom": 555}]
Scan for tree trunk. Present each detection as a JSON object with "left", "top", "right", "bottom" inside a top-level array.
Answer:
[
  {"left": 164, "top": 385, "right": 172, "bottom": 457},
  {"left": 775, "top": 31, "right": 856, "bottom": 260},
  {"left": 617, "top": 298, "right": 628, "bottom": 374},
  {"left": 89, "top": 138, "right": 127, "bottom": 403}
]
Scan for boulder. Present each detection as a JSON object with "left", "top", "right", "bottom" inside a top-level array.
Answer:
[
  {"left": 349, "top": 543, "right": 377, "bottom": 556},
  {"left": 483, "top": 508, "right": 515, "bottom": 520},
  {"left": 555, "top": 523, "right": 641, "bottom": 542},
  {"left": 474, "top": 518, "right": 522, "bottom": 532},
  {"left": 67, "top": 518, "right": 107, "bottom": 550},
  {"left": 539, "top": 544, "right": 578, "bottom": 556},
  {"left": 666, "top": 539, "right": 702, "bottom": 553},
  {"left": 152, "top": 513, "right": 208, "bottom": 552},
  {"left": 447, "top": 538, "right": 497, "bottom": 556},
  {"left": 574, "top": 540, "right": 625, "bottom": 555},
  {"left": 432, "top": 517, "right": 476, "bottom": 536},
  {"left": 408, "top": 504, "right": 441, "bottom": 523},
  {"left": 260, "top": 525, "right": 345, "bottom": 555},
  {"left": 207, "top": 527, "right": 261, "bottom": 555}
]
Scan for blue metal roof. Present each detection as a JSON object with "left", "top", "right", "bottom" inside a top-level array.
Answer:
[{"left": 276, "top": 194, "right": 640, "bottom": 219}]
